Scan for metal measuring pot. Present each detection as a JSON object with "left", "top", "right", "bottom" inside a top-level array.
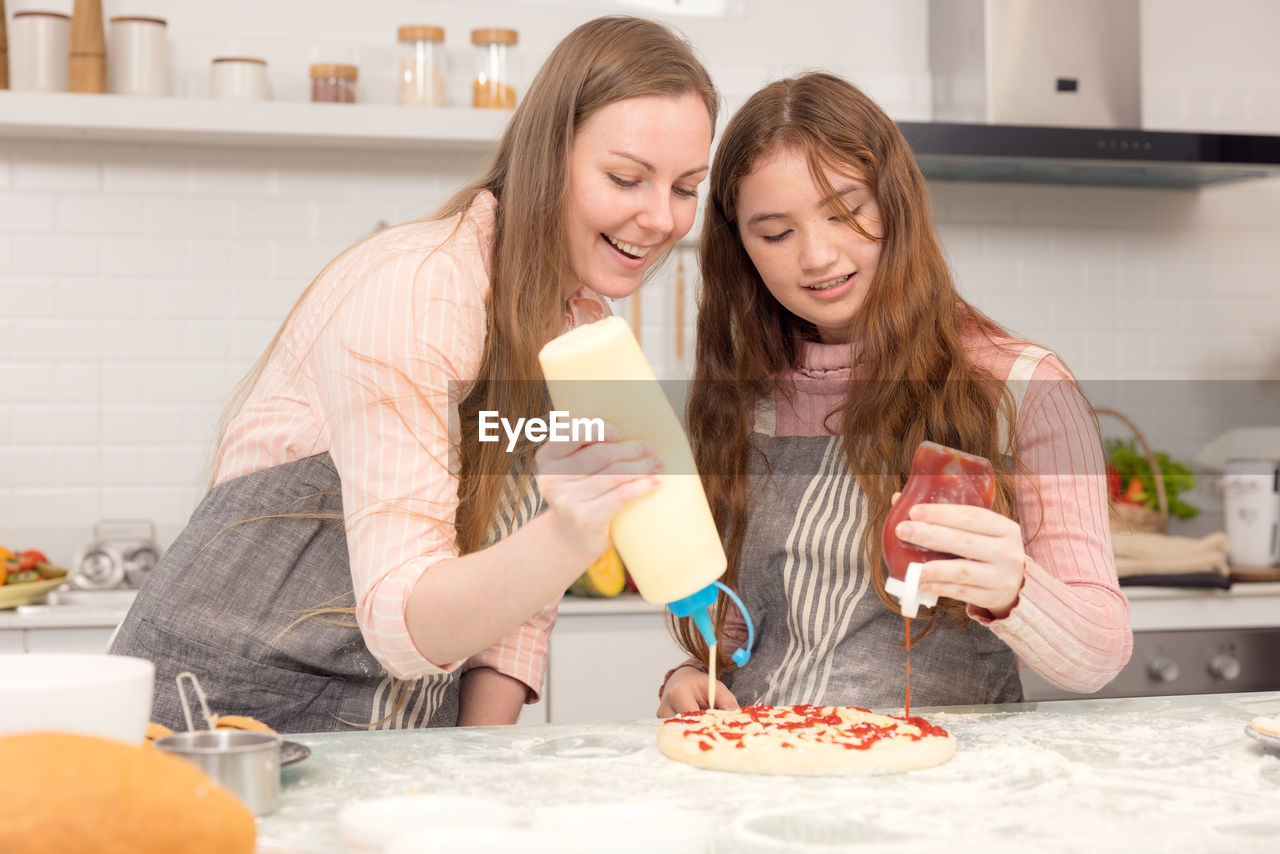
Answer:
[{"left": 153, "top": 672, "right": 282, "bottom": 815}]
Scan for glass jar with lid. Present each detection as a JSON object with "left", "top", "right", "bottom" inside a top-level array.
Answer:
[
  {"left": 471, "top": 27, "right": 518, "bottom": 109},
  {"left": 310, "top": 63, "right": 357, "bottom": 103},
  {"left": 397, "top": 25, "right": 446, "bottom": 107}
]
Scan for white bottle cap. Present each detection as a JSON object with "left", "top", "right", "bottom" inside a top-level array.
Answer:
[{"left": 884, "top": 562, "right": 938, "bottom": 618}]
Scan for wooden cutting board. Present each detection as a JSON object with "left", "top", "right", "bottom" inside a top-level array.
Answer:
[{"left": 1229, "top": 565, "right": 1280, "bottom": 582}]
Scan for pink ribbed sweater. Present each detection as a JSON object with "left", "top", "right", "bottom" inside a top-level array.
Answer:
[{"left": 709, "top": 333, "right": 1133, "bottom": 694}]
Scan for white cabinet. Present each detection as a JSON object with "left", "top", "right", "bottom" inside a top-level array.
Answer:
[
  {"left": 545, "top": 602, "right": 682, "bottom": 724},
  {"left": 24, "top": 627, "right": 115, "bottom": 653}
]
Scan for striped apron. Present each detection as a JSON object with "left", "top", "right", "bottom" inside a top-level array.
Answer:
[
  {"left": 724, "top": 346, "right": 1050, "bottom": 709},
  {"left": 109, "top": 452, "right": 542, "bottom": 734}
]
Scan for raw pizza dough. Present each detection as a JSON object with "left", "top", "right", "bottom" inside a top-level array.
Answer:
[
  {"left": 658, "top": 704, "right": 955, "bottom": 775},
  {"left": 1250, "top": 715, "right": 1280, "bottom": 737}
]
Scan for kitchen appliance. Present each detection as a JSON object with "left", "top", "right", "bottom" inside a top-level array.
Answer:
[
  {"left": 1021, "top": 627, "right": 1280, "bottom": 701},
  {"left": 1222, "top": 459, "right": 1280, "bottom": 568},
  {"left": 930, "top": 0, "right": 1139, "bottom": 129},
  {"left": 71, "top": 519, "right": 161, "bottom": 590},
  {"left": 916, "top": 0, "right": 1280, "bottom": 188}
]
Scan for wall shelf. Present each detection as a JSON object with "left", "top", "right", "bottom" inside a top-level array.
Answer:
[
  {"left": 5, "top": 92, "right": 1280, "bottom": 188},
  {"left": 0, "top": 91, "right": 509, "bottom": 153}
]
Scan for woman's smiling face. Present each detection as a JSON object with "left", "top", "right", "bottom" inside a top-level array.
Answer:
[
  {"left": 564, "top": 92, "right": 712, "bottom": 300},
  {"left": 735, "top": 146, "right": 884, "bottom": 344}
]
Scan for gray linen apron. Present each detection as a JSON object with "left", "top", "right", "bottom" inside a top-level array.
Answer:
[
  {"left": 724, "top": 416, "right": 1023, "bottom": 709},
  {"left": 109, "top": 452, "right": 542, "bottom": 734}
]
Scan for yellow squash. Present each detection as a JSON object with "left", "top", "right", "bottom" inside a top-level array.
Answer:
[{"left": 568, "top": 547, "right": 627, "bottom": 598}]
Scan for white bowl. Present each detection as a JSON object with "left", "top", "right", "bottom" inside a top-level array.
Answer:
[
  {"left": 0, "top": 653, "right": 154, "bottom": 744},
  {"left": 535, "top": 803, "right": 715, "bottom": 854},
  {"left": 384, "top": 826, "right": 566, "bottom": 854},
  {"left": 339, "top": 794, "right": 515, "bottom": 853}
]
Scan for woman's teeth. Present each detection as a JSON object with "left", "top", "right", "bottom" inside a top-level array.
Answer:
[
  {"left": 605, "top": 235, "right": 652, "bottom": 259},
  {"left": 806, "top": 274, "right": 851, "bottom": 291}
]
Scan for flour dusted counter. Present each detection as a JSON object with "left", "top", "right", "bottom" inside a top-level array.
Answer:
[{"left": 256, "top": 691, "right": 1280, "bottom": 853}]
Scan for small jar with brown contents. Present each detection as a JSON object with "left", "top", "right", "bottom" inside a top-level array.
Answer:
[
  {"left": 471, "top": 27, "right": 518, "bottom": 109},
  {"left": 309, "top": 63, "right": 357, "bottom": 103}
]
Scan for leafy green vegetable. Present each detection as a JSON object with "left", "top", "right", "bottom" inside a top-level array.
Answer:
[{"left": 1105, "top": 438, "right": 1199, "bottom": 520}]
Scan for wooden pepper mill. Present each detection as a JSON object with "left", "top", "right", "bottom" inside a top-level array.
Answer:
[
  {"left": 69, "top": 0, "right": 107, "bottom": 93},
  {"left": 1, "top": 0, "right": 10, "bottom": 90}
]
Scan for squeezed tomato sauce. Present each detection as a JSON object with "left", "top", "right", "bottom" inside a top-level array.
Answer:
[
  {"left": 667, "top": 703, "right": 950, "bottom": 752},
  {"left": 905, "top": 616, "right": 911, "bottom": 718},
  {"left": 883, "top": 441, "right": 995, "bottom": 721}
]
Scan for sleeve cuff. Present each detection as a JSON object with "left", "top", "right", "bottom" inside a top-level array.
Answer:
[
  {"left": 464, "top": 600, "right": 560, "bottom": 704},
  {"left": 358, "top": 557, "right": 464, "bottom": 681}
]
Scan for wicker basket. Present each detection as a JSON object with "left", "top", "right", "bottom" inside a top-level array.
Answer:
[{"left": 1094, "top": 407, "right": 1170, "bottom": 535}]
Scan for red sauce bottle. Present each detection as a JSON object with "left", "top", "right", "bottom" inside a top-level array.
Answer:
[{"left": 882, "top": 440, "right": 995, "bottom": 617}]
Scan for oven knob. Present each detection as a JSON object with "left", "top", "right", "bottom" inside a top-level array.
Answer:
[
  {"left": 1208, "top": 654, "right": 1241, "bottom": 682},
  {"left": 1147, "top": 656, "right": 1179, "bottom": 683}
]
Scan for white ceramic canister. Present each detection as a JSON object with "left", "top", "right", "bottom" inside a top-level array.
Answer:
[
  {"left": 10, "top": 11, "right": 71, "bottom": 92},
  {"left": 107, "top": 16, "right": 169, "bottom": 96},
  {"left": 210, "top": 56, "right": 269, "bottom": 100},
  {"left": 1223, "top": 458, "right": 1280, "bottom": 567}
]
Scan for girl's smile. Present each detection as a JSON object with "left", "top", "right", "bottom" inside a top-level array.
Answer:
[{"left": 735, "top": 147, "right": 883, "bottom": 343}]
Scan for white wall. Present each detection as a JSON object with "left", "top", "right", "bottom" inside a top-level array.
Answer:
[{"left": 2, "top": 0, "right": 1278, "bottom": 561}]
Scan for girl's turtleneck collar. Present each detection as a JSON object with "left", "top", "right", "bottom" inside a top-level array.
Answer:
[{"left": 795, "top": 339, "right": 861, "bottom": 378}]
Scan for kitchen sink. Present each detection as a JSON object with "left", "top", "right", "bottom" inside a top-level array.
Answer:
[{"left": 42, "top": 588, "right": 139, "bottom": 609}]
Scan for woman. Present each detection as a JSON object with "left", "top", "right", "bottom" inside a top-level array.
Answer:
[
  {"left": 110, "top": 16, "right": 716, "bottom": 733},
  {"left": 659, "top": 72, "right": 1131, "bottom": 715}
]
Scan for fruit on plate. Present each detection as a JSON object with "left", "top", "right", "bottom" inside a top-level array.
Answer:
[
  {"left": 1, "top": 546, "right": 69, "bottom": 585},
  {"left": 568, "top": 547, "right": 627, "bottom": 598}
]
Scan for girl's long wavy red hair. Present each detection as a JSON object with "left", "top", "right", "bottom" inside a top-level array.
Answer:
[{"left": 678, "top": 72, "right": 1022, "bottom": 670}]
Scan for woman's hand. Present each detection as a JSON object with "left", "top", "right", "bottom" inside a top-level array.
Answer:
[
  {"left": 534, "top": 422, "right": 662, "bottom": 565},
  {"left": 892, "top": 499, "right": 1027, "bottom": 619},
  {"left": 657, "top": 664, "right": 739, "bottom": 717}
]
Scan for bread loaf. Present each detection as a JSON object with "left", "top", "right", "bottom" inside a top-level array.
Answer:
[{"left": 0, "top": 732, "right": 256, "bottom": 853}]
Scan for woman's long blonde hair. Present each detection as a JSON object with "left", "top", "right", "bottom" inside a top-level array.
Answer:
[
  {"left": 216, "top": 16, "right": 718, "bottom": 551},
  {"left": 679, "top": 72, "right": 1021, "bottom": 670},
  {"left": 205, "top": 17, "right": 717, "bottom": 725}
]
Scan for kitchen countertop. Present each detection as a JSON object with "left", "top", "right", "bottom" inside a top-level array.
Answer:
[
  {"left": 257, "top": 690, "right": 1280, "bottom": 853},
  {"left": 7, "top": 584, "right": 1280, "bottom": 631},
  {"left": 0, "top": 590, "right": 667, "bottom": 630}
]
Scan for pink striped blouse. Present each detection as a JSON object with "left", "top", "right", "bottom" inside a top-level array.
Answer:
[
  {"left": 215, "top": 191, "right": 609, "bottom": 699},
  {"left": 705, "top": 333, "right": 1132, "bottom": 695}
]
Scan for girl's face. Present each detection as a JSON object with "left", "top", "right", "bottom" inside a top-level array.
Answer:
[
  {"left": 735, "top": 147, "right": 883, "bottom": 345},
  {"left": 565, "top": 93, "right": 712, "bottom": 300}
]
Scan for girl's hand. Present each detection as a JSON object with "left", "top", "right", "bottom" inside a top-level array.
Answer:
[
  {"left": 657, "top": 665, "right": 739, "bottom": 718},
  {"left": 892, "top": 501, "right": 1026, "bottom": 619},
  {"left": 534, "top": 422, "right": 662, "bottom": 565}
]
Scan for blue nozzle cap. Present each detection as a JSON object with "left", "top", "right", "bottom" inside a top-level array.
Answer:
[{"left": 667, "top": 581, "right": 755, "bottom": 667}]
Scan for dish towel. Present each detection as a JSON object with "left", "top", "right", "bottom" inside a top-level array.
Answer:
[{"left": 1111, "top": 530, "right": 1231, "bottom": 578}]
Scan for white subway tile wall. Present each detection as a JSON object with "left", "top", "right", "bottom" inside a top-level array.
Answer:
[{"left": 1, "top": 0, "right": 1278, "bottom": 559}]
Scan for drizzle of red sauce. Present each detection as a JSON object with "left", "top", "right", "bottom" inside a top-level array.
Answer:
[{"left": 905, "top": 615, "right": 911, "bottom": 718}]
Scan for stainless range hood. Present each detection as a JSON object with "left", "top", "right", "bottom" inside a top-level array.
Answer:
[
  {"left": 897, "top": 121, "right": 1280, "bottom": 189},
  {"left": 915, "top": 0, "right": 1280, "bottom": 188}
]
